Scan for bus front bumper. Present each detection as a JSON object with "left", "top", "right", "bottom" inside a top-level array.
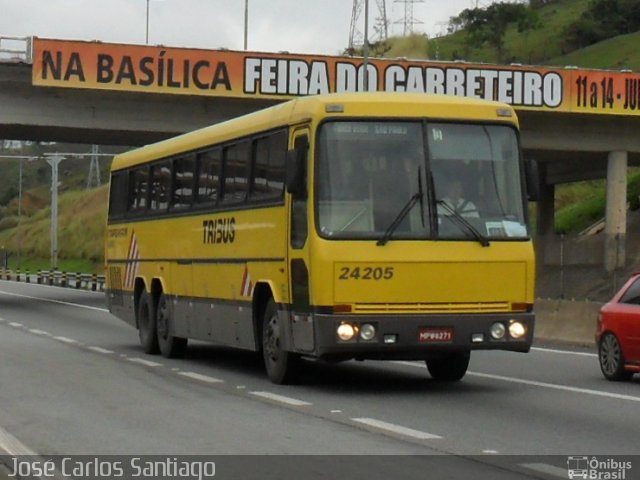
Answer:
[{"left": 286, "top": 311, "right": 535, "bottom": 361}]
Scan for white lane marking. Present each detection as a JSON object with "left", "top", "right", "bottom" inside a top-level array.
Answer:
[
  {"left": 88, "top": 346, "right": 114, "bottom": 354},
  {"left": 28, "top": 329, "right": 51, "bottom": 336},
  {"left": 520, "top": 463, "right": 568, "bottom": 479},
  {"left": 469, "top": 371, "right": 640, "bottom": 403},
  {"left": 351, "top": 417, "right": 442, "bottom": 440},
  {"left": 177, "top": 371, "right": 224, "bottom": 384},
  {"left": 331, "top": 410, "right": 343, "bottom": 414},
  {"left": 0, "top": 290, "right": 108, "bottom": 312},
  {"left": 396, "top": 361, "right": 640, "bottom": 403},
  {"left": 482, "top": 449, "right": 499, "bottom": 454},
  {"left": 0, "top": 425, "right": 38, "bottom": 456},
  {"left": 249, "top": 391, "right": 312, "bottom": 406},
  {"left": 53, "top": 336, "right": 79, "bottom": 344},
  {"left": 532, "top": 346, "right": 597, "bottom": 358},
  {"left": 8, "top": 322, "right": 23, "bottom": 328},
  {"left": 127, "top": 357, "right": 163, "bottom": 367}
]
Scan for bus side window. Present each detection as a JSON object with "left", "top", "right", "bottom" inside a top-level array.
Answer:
[
  {"left": 128, "top": 166, "right": 149, "bottom": 213},
  {"left": 222, "top": 140, "right": 251, "bottom": 204},
  {"left": 172, "top": 154, "right": 195, "bottom": 210},
  {"left": 149, "top": 160, "right": 171, "bottom": 212},
  {"left": 108, "top": 172, "right": 128, "bottom": 220},
  {"left": 251, "top": 130, "right": 286, "bottom": 201},
  {"left": 196, "top": 148, "right": 221, "bottom": 205}
]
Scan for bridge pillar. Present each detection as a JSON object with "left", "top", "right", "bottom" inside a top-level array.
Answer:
[
  {"left": 535, "top": 163, "right": 555, "bottom": 270},
  {"left": 604, "top": 151, "right": 627, "bottom": 273}
]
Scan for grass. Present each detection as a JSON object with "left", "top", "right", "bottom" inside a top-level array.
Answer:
[
  {"left": 0, "top": 185, "right": 108, "bottom": 274},
  {"left": 554, "top": 171, "right": 640, "bottom": 234}
]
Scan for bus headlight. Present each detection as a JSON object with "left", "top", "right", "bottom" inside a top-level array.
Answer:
[
  {"left": 360, "top": 323, "right": 376, "bottom": 341},
  {"left": 490, "top": 322, "right": 506, "bottom": 340},
  {"left": 337, "top": 323, "right": 356, "bottom": 341},
  {"left": 509, "top": 321, "right": 526, "bottom": 339}
]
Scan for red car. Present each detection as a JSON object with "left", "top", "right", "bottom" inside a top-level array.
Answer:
[{"left": 596, "top": 273, "right": 640, "bottom": 381}]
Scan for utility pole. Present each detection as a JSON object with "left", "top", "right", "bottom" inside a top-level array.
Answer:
[{"left": 46, "top": 155, "right": 64, "bottom": 270}]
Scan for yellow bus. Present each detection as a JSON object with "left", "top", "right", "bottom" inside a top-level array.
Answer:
[{"left": 105, "top": 92, "right": 535, "bottom": 384}]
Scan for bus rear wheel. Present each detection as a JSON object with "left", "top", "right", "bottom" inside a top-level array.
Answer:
[
  {"left": 138, "top": 290, "right": 159, "bottom": 354},
  {"left": 156, "top": 293, "right": 188, "bottom": 359},
  {"left": 262, "top": 298, "right": 299, "bottom": 384},
  {"left": 426, "top": 351, "right": 470, "bottom": 381}
]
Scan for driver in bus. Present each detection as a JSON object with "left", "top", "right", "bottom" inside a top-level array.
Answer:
[{"left": 439, "top": 176, "right": 480, "bottom": 218}]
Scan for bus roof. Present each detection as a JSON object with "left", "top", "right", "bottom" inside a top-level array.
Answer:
[{"left": 111, "top": 92, "right": 518, "bottom": 172}]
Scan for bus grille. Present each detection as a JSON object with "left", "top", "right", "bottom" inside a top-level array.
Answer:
[{"left": 352, "top": 302, "right": 511, "bottom": 314}]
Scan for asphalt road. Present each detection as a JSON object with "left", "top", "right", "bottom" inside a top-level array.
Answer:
[{"left": 0, "top": 280, "right": 638, "bottom": 480}]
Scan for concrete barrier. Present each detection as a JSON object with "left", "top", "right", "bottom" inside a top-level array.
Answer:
[{"left": 533, "top": 298, "right": 602, "bottom": 347}]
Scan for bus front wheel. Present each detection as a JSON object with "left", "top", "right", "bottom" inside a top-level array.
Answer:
[
  {"left": 262, "top": 298, "right": 299, "bottom": 384},
  {"left": 426, "top": 351, "right": 470, "bottom": 381},
  {"left": 156, "top": 293, "right": 188, "bottom": 358},
  {"left": 138, "top": 290, "right": 159, "bottom": 354}
]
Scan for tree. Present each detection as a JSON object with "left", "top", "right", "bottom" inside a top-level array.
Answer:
[{"left": 451, "top": 2, "right": 541, "bottom": 63}]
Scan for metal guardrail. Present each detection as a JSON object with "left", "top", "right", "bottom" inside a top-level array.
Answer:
[
  {"left": 0, "top": 268, "right": 105, "bottom": 292},
  {"left": 0, "top": 35, "right": 32, "bottom": 63}
]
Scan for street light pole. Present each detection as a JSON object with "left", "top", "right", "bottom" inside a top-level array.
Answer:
[
  {"left": 46, "top": 155, "right": 64, "bottom": 270},
  {"left": 146, "top": 0, "right": 150, "bottom": 44},
  {"left": 244, "top": 0, "right": 249, "bottom": 50},
  {"left": 363, "top": 0, "right": 370, "bottom": 91}
]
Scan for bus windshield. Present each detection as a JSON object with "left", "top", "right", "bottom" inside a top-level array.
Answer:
[{"left": 316, "top": 120, "right": 528, "bottom": 242}]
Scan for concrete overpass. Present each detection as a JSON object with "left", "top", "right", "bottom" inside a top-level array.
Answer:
[{"left": 3, "top": 37, "right": 640, "bottom": 273}]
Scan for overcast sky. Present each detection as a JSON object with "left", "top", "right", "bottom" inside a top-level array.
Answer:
[{"left": 0, "top": 0, "right": 497, "bottom": 55}]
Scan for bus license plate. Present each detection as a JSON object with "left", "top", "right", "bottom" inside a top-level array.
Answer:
[{"left": 418, "top": 327, "right": 454, "bottom": 343}]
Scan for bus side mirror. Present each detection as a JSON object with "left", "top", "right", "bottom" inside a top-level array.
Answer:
[
  {"left": 524, "top": 158, "right": 539, "bottom": 202},
  {"left": 286, "top": 141, "right": 308, "bottom": 197}
]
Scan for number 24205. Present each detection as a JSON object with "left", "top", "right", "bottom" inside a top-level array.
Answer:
[{"left": 338, "top": 267, "right": 394, "bottom": 280}]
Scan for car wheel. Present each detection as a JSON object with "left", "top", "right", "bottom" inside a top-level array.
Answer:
[
  {"left": 138, "top": 290, "right": 159, "bottom": 354},
  {"left": 262, "top": 298, "right": 299, "bottom": 384},
  {"left": 426, "top": 351, "right": 470, "bottom": 381},
  {"left": 598, "top": 332, "right": 633, "bottom": 381},
  {"left": 156, "top": 293, "right": 187, "bottom": 358}
]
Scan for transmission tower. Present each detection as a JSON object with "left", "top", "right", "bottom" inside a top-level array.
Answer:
[
  {"left": 349, "top": 0, "right": 390, "bottom": 51},
  {"left": 86, "top": 144, "right": 101, "bottom": 189},
  {"left": 394, "top": 0, "right": 424, "bottom": 36}
]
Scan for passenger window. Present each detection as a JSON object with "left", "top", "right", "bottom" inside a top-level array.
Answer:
[
  {"left": 149, "top": 161, "right": 171, "bottom": 212},
  {"left": 196, "top": 149, "right": 221, "bottom": 205},
  {"left": 251, "top": 130, "right": 286, "bottom": 201},
  {"left": 108, "top": 172, "right": 128, "bottom": 219},
  {"left": 172, "top": 155, "right": 195, "bottom": 209},
  {"left": 620, "top": 278, "right": 640, "bottom": 305},
  {"left": 222, "top": 141, "right": 250, "bottom": 204},
  {"left": 128, "top": 166, "right": 149, "bottom": 213}
]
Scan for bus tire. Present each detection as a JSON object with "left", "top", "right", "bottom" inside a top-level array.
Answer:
[
  {"left": 138, "top": 290, "right": 159, "bottom": 354},
  {"left": 156, "top": 293, "right": 187, "bottom": 359},
  {"left": 262, "top": 298, "right": 299, "bottom": 384},
  {"left": 426, "top": 351, "right": 470, "bottom": 381}
]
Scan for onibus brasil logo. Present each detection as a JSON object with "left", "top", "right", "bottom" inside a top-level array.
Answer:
[{"left": 567, "top": 456, "right": 632, "bottom": 480}]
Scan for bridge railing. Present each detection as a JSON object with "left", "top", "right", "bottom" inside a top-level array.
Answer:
[
  {"left": 0, "top": 36, "right": 32, "bottom": 63},
  {"left": 0, "top": 268, "right": 105, "bottom": 292}
]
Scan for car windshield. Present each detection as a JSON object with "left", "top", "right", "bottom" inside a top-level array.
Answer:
[{"left": 316, "top": 120, "right": 528, "bottom": 241}]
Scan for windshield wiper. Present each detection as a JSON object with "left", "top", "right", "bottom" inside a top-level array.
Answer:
[
  {"left": 376, "top": 193, "right": 422, "bottom": 246},
  {"left": 436, "top": 200, "right": 490, "bottom": 247}
]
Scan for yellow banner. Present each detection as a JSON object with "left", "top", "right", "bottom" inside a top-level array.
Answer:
[{"left": 32, "top": 38, "right": 640, "bottom": 116}]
